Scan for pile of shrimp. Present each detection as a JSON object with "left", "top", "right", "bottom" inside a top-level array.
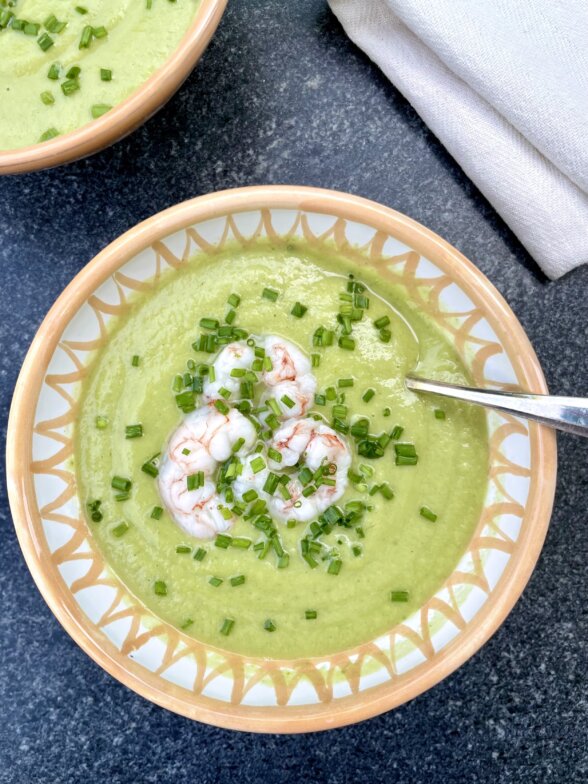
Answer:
[{"left": 157, "top": 335, "right": 351, "bottom": 539}]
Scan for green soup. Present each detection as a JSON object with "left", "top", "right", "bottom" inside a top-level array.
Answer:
[
  {"left": 0, "top": 0, "right": 199, "bottom": 150},
  {"left": 75, "top": 241, "right": 489, "bottom": 658}
]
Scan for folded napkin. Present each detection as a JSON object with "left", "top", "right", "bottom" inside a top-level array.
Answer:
[{"left": 328, "top": 0, "right": 588, "bottom": 279}]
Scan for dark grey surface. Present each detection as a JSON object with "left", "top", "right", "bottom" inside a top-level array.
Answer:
[{"left": 1, "top": 1, "right": 587, "bottom": 782}]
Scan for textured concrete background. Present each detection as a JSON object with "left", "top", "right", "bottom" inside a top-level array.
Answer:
[{"left": 1, "top": 2, "right": 586, "bottom": 782}]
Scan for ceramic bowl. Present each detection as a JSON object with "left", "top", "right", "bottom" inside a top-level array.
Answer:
[
  {"left": 0, "top": 0, "right": 227, "bottom": 175},
  {"left": 6, "top": 186, "right": 557, "bottom": 732}
]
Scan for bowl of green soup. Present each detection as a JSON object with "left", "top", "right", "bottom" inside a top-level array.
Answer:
[
  {"left": 7, "top": 186, "right": 557, "bottom": 731},
  {"left": 0, "top": 0, "right": 227, "bottom": 174}
]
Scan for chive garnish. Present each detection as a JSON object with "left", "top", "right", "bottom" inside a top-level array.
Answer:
[
  {"left": 180, "top": 618, "right": 193, "bottom": 630},
  {"left": 79, "top": 25, "right": 92, "bottom": 48},
  {"left": 193, "top": 547, "right": 206, "bottom": 561},
  {"left": 434, "top": 409, "right": 446, "bottom": 420},
  {"left": 75, "top": 6, "right": 89, "bottom": 14},
  {"left": 262, "top": 287, "right": 279, "bottom": 302},
  {"left": 230, "top": 575, "right": 245, "bottom": 587},
  {"left": 220, "top": 618, "right": 234, "bottom": 636},
  {"left": 281, "top": 394, "right": 295, "bottom": 409},
  {"left": 327, "top": 559, "right": 342, "bottom": 575},
  {"left": 230, "top": 537, "right": 251, "bottom": 549},
  {"left": 87, "top": 500, "right": 103, "bottom": 522},
  {"left": 131, "top": 354, "right": 140, "bottom": 367},
  {"left": 61, "top": 79, "right": 80, "bottom": 97},
  {"left": 420, "top": 506, "right": 438, "bottom": 522},
  {"left": 39, "top": 128, "right": 59, "bottom": 142},
  {"left": 250, "top": 456, "right": 266, "bottom": 474},
  {"left": 362, "top": 388, "right": 375, "bottom": 403},
  {"left": 40, "top": 91, "right": 55, "bottom": 105},
  {"left": 215, "top": 534, "right": 232, "bottom": 549},
  {"left": 95, "top": 415, "right": 108, "bottom": 429},
  {"left": 379, "top": 328, "right": 392, "bottom": 343},
  {"left": 305, "top": 610, "right": 317, "bottom": 620},
  {"left": 311, "top": 353, "right": 321, "bottom": 368},
  {"left": 47, "top": 63, "right": 61, "bottom": 80},
  {"left": 199, "top": 317, "right": 219, "bottom": 330},
  {"left": 291, "top": 301, "right": 307, "bottom": 318},
  {"left": 214, "top": 400, "right": 230, "bottom": 415},
  {"left": 227, "top": 293, "right": 241, "bottom": 307},
  {"left": 338, "top": 336, "right": 355, "bottom": 351},
  {"left": 383, "top": 407, "right": 391, "bottom": 417},
  {"left": 209, "top": 576, "right": 223, "bottom": 587},
  {"left": 390, "top": 590, "right": 409, "bottom": 602},
  {"left": 91, "top": 104, "right": 112, "bottom": 118},
  {"left": 186, "top": 472, "right": 204, "bottom": 491},
  {"left": 100, "top": 68, "right": 112, "bottom": 81},
  {"left": 37, "top": 33, "right": 54, "bottom": 51},
  {"left": 277, "top": 554, "right": 290, "bottom": 569},
  {"left": 242, "top": 489, "right": 258, "bottom": 503},
  {"left": 263, "top": 619, "right": 277, "bottom": 632},
  {"left": 175, "top": 545, "right": 191, "bottom": 554},
  {"left": 125, "top": 423, "right": 143, "bottom": 439},
  {"left": 150, "top": 506, "right": 163, "bottom": 520},
  {"left": 111, "top": 522, "right": 129, "bottom": 537},
  {"left": 338, "top": 378, "right": 354, "bottom": 388},
  {"left": 111, "top": 476, "right": 131, "bottom": 492},
  {"left": 373, "top": 315, "right": 390, "bottom": 330},
  {"left": 390, "top": 425, "right": 404, "bottom": 440}
]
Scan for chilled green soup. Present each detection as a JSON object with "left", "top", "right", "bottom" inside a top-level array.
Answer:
[
  {"left": 76, "top": 241, "right": 489, "bottom": 658},
  {"left": 0, "top": 0, "right": 199, "bottom": 150}
]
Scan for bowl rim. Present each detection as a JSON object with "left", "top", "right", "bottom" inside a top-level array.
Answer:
[
  {"left": 6, "top": 185, "right": 557, "bottom": 732},
  {"left": 0, "top": 0, "right": 227, "bottom": 175}
]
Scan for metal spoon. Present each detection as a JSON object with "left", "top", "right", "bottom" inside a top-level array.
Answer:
[{"left": 405, "top": 376, "right": 588, "bottom": 437}]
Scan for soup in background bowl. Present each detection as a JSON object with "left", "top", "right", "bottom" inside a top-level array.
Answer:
[
  {"left": 0, "top": 0, "right": 227, "bottom": 173},
  {"left": 6, "top": 186, "right": 556, "bottom": 731}
]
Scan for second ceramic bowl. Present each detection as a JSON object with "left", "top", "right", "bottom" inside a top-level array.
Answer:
[{"left": 0, "top": 0, "right": 227, "bottom": 175}]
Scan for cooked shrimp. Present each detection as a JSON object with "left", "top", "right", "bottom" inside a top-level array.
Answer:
[
  {"left": 261, "top": 336, "right": 316, "bottom": 418},
  {"left": 202, "top": 341, "right": 255, "bottom": 402},
  {"left": 267, "top": 418, "right": 352, "bottom": 522},
  {"left": 157, "top": 404, "right": 256, "bottom": 538}
]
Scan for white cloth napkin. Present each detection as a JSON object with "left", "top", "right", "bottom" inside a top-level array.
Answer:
[{"left": 328, "top": 0, "right": 588, "bottom": 279}]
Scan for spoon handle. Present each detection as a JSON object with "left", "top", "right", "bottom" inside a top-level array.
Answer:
[{"left": 406, "top": 376, "right": 588, "bottom": 437}]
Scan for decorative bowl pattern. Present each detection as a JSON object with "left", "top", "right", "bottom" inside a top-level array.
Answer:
[
  {"left": 0, "top": 0, "right": 227, "bottom": 175},
  {"left": 6, "top": 186, "right": 557, "bottom": 732}
]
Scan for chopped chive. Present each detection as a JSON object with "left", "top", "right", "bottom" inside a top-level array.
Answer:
[
  {"left": 215, "top": 534, "right": 232, "bottom": 549},
  {"left": 305, "top": 609, "right": 317, "bottom": 620},
  {"left": 225, "top": 308, "right": 237, "bottom": 325},
  {"left": 230, "top": 574, "right": 246, "bottom": 587},
  {"left": 231, "top": 537, "right": 252, "bottom": 549},
  {"left": 262, "top": 287, "right": 279, "bottom": 302},
  {"left": 220, "top": 618, "right": 234, "bottom": 636},
  {"left": 186, "top": 472, "right": 204, "bottom": 491},
  {"left": 111, "top": 476, "right": 131, "bottom": 492},
  {"left": 180, "top": 618, "right": 193, "bottom": 630},
  {"left": 379, "top": 483, "right": 394, "bottom": 500},
  {"left": 250, "top": 456, "right": 266, "bottom": 474},
  {"left": 111, "top": 522, "right": 129, "bottom": 538},
  {"left": 396, "top": 455, "right": 418, "bottom": 466},
  {"left": 91, "top": 103, "right": 112, "bottom": 119},
  {"left": 362, "top": 388, "right": 375, "bottom": 403},
  {"left": 314, "top": 394, "right": 326, "bottom": 406},
  {"left": 100, "top": 68, "right": 112, "bottom": 81},
  {"left": 379, "top": 328, "right": 392, "bottom": 343},
  {"left": 373, "top": 315, "right": 390, "bottom": 330},
  {"left": 390, "top": 425, "right": 404, "bottom": 440},
  {"left": 47, "top": 63, "right": 61, "bottom": 80},
  {"left": 420, "top": 506, "right": 438, "bottom": 522},
  {"left": 40, "top": 91, "right": 55, "bottom": 105},
  {"left": 277, "top": 554, "right": 290, "bottom": 569},
  {"left": 125, "top": 423, "right": 143, "bottom": 439},
  {"left": 61, "top": 79, "right": 80, "bottom": 97},
  {"left": 267, "top": 447, "right": 282, "bottom": 463},
  {"left": 383, "top": 407, "right": 391, "bottom": 417},
  {"left": 390, "top": 590, "right": 409, "bottom": 602},
  {"left": 281, "top": 394, "right": 295, "bottom": 409},
  {"left": 39, "top": 127, "right": 60, "bottom": 142},
  {"left": 181, "top": 448, "right": 191, "bottom": 456},
  {"left": 209, "top": 576, "right": 223, "bottom": 587},
  {"left": 338, "top": 378, "right": 354, "bottom": 388},
  {"left": 291, "top": 301, "right": 307, "bottom": 318},
  {"left": 263, "top": 619, "right": 277, "bottom": 632},
  {"left": 227, "top": 293, "right": 241, "bottom": 307},
  {"left": 193, "top": 547, "right": 206, "bottom": 561},
  {"left": 95, "top": 415, "right": 108, "bottom": 430},
  {"left": 130, "top": 354, "right": 140, "bottom": 367},
  {"left": 38, "top": 33, "right": 54, "bottom": 51},
  {"left": 311, "top": 353, "right": 321, "bottom": 368},
  {"left": 79, "top": 25, "right": 93, "bottom": 48},
  {"left": 395, "top": 443, "right": 417, "bottom": 457},
  {"left": 231, "top": 437, "right": 245, "bottom": 453},
  {"left": 327, "top": 559, "right": 342, "bottom": 575},
  {"left": 214, "top": 400, "right": 230, "bottom": 415},
  {"left": 199, "top": 317, "right": 219, "bottom": 330},
  {"left": 175, "top": 545, "right": 191, "bottom": 554},
  {"left": 338, "top": 336, "right": 355, "bottom": 351},
  {"left": 150, "top": 506, "right": 163, "bottom": 520},
  {"left": 114, "top": 492, "right": 130, "bottom": 502},
  {"left": 75, "top": 6, "right": 88, "bottom": 13},
  {"left": 434, "top": 409, "right": 446, "bottom": 420},
  {"left": 352, "top": 544, "right": 362, "bottom": 557},
  {"left": 242, "top": 489, "right": 258, "bottom": 503}
]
